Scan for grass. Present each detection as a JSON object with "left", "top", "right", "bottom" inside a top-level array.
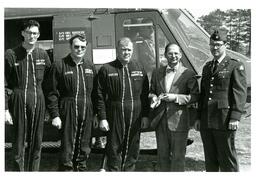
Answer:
[
  {"left": 138, "top": 103, "right": 251, "bottom": 171},
  {"left": 5, "top": 104, "right": 251, "bottom": 171}
]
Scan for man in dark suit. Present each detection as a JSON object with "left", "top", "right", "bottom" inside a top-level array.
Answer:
[
  {"left": 149, "top": 43, "right": 199, "bottom": 171},
  {"left": 194, "top": 28, "right": 247, "bottom": 171}
]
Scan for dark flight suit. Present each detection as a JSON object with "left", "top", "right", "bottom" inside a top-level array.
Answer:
[
  {"left": 5, "top": 45, "right": 51, "bottom": 171},
  {"left": 198, "top": 55, "right": 247, "bottom": 171},
  {"left": 47, "top": 54, "right": 97, "bottom": 171},
  {"left": 97, "top": 59, "right": 149, "bottom": 171}
]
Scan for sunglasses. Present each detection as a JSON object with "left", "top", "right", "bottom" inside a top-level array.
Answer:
[
  {"left": 25, "top": 30, "right": 39, "bottom": 36},
  {"left": 74, "top": 45, "right": 86, "bottom": 50}
]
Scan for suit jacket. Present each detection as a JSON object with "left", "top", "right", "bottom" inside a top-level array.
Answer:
[
  {"left": 149, "top": 64, "right": 199, "bottom": 131},
  {"left": 199, "top": 55, "right": 247, "bottom": 130}
]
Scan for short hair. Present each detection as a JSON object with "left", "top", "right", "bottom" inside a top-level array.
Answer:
[
  {"left": 164, "top": 43, "right": 181, "bottom": 54},
  {"left": 69, "top": 34, "right": 87, "bottom": 45},
  {"left": 117, "top": 37, "right": 133, "bottom": 47},
  {"left": 22, "top": 20, "right": 40, "bottom": 31}
]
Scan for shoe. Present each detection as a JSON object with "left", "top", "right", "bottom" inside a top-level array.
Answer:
[{"left": 94, "top": 138, "right": 105, "bottom": 149}]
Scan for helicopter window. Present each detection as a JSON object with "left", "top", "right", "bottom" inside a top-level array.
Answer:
[
  {"left": 123, "top": 18, "right": 156, "bottom": 81},
  {"left": 164, "top": 9, "right": 211, "bottom": 71}
]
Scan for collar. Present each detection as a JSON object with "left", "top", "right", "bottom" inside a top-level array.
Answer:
[
  {"left": 71, "top": 54, "right": 84, "bottom": 65},
  {"left": 166, "top": 63, "right": 179, "bottom": 73},
  {"left": 22, "top": 42, "right": 35, "bottom": 54},
  {"left": 214, "top": 52, "right": 226, "bottom": 64}
]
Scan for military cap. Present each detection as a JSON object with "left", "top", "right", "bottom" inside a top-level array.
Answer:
[{"left": 210, "top": 26, "right": 228, "bottom": 42}]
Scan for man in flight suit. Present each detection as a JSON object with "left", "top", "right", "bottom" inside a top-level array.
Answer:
[
  {"left": 97, "top": 37, "right": 150, "bottom": 171},
  {"left": 194, "top": 28, "right": 247, "bottom": 171},
  {"left": 5, "top": 20, "right": 51, "bottom": 171},
  {"left": 46, "top": 34, "right": 97, "bottom": 171}
]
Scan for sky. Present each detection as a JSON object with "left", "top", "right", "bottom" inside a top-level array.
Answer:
[{"left": 187, "top": 8, "right": 230, "bottom": 20}]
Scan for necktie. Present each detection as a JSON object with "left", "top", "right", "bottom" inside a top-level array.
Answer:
[
  {"left": 212, "top": 60, "right": 219, "bottom": 73},
  {"left": 166, "top": 66, "right": 176, "bottom": 73}
]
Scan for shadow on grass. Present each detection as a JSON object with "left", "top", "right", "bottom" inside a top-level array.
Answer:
[{"left": 5, "top": 148, "right": 205, "bottom": 172}]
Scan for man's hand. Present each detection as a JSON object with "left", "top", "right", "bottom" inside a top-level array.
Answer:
[
  {"left": 194, "top": 120, "right": 200, "bottom": 131},
  {"left": 161, "top": 93, "right": 177, "bottom": 102},
  {"left": 5, "top": 110, "right": 13, "bottom": 125},
  {"left": 141, "top": 117, "right": 149, "bottom": 129},
  {"left": 150, "top": 95, "right": 161, "bottom": 109},
  {"left": 99, "top": 119, "right": 110, "bottom": 132},
  {"left": 52, "top": 117, "right": 62, "bottom": 129},
  {"left": 228, "top": 119, "right": 239, "bottom": 130}
]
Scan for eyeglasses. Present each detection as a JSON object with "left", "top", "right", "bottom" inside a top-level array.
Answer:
[
  {"left": 74, "top": 45, "right": 86, "bottom": 50},
  {"left": 25, "top": 30, "right": 39, "bottom": 36},
  {"left": 209, "top": 43, "right": 225, "bottom": 48}
]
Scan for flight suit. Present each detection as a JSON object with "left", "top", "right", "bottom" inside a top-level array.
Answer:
[
  {"left": 198, "top": 55, "right": 247, "bottom": 171},
  {"left": 5, "top": 45, "right": 51, "bottom": 171},
  {"left": 97, "top": 59, "right": 149, "bottom": 171},
  {"left": 47, "top": 54, "right": 97, "bottom": 171}
]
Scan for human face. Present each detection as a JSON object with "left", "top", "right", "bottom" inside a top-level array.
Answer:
[
  {"left": 210, "top": 39, "right": 226, "bottom": 58},
  {"left": 140, "top": 26, "right": 154, "bottom": 40},
  {"left": 21, "top": 26, "right": 40, "bottom": 45},
  {"left": 70, "top": 38, "right": 87, "bottom": 59},
  {"left": 165, "top": 44, "right": 182, "bottom": 67},
  {"left": 117, "top": 41, "right": 133, "bottom": 65}
]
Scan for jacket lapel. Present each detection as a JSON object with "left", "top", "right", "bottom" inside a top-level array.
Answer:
[
  {"left": 169, "top": 65, "right": 185, "bottom": 92},
  {"left": 159, "top": 66, "right": 167, "bottom": 92}
]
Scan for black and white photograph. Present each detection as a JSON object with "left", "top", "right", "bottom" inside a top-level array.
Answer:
[{"left": 1, "top": 0, "right": 253, "bottom": 176}]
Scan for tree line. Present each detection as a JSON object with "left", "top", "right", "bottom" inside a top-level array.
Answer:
[{"left": 195, "top": 9, "right": 251, "bottom": 58}]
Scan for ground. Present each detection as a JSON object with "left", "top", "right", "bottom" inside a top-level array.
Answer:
[{"left": 5, "top": 104, "right": 251, "bottom": 172}]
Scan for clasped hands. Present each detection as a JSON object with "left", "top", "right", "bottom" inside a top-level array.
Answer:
[{"left": 150, "top": 93, "right": 177, "bottom": 109}]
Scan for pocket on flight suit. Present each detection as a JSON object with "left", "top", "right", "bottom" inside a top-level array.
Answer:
[{"left": 35, "top": 65, "right": 45, "bottom": 80}]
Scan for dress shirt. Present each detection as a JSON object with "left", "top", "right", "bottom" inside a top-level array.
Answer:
[{"left": 165, "top": 64, "right": 178, "bottom": 92}]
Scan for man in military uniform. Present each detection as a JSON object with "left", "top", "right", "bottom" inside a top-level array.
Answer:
[
  {"left": 97, "top": 37, "right": 150, "bottom": 171},
  {"left": 194, "top": 28, "right": 247, "bottom": 171},
  {"left": 5, "top": 20, "right": 51, "bottom": 171}
]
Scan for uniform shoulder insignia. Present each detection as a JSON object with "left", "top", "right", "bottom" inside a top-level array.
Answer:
[
  {"left": 238, "top": 64, "right": 245, "bottom": 71},
  {"left": 231, "top": 58, "right": 240, "bottom": 62}
]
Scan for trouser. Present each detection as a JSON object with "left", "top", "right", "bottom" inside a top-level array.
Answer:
[
  {"left": 106, "top": 101, "right": 141, "bottom": 171},
  {"left": 200, "top": 129, "right": 239, "bottom": 172},
  {"left": 58, "top": 98, "right": 92, "bottom": 171},
  {"left": 9, "top": 90, "right": 45, "bottom": 171},
  {"left": 155, "top": 117, "right": 188, "bottom": 171}
]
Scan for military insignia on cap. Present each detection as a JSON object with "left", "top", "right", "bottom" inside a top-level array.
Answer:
[{"left": 210, "top": 27, "right": 228, "bottom": 42}]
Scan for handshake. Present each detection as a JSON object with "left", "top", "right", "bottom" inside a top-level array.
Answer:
[{"left": 150, "top": 93, "right": 177, "bottom": 109}]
